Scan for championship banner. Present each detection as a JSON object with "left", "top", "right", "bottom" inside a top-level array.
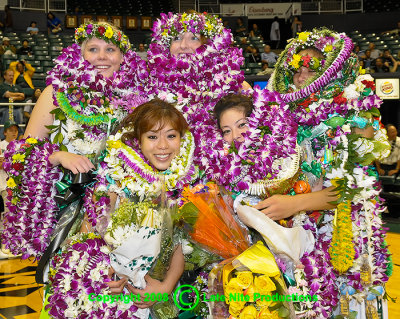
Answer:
[
  {"left": 220, "top": 4, "right": 245, "bottom": 16},
  {"left": 375, "top": 78, "right": 400, "bottom": 100}
]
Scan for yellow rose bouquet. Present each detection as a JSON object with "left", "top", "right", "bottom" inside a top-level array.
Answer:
[{"left": 208, "top": 241, "right": 294, "bottom": 319}]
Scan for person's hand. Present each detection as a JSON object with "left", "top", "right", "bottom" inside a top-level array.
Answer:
[
  {"left": 0, "top": 156, "right": 4, "bottom": 169},
  {"left": 388, "top": 169, "right": 399, "bottom": 176},
  {"left": 253, "top": 194, "right": 300, "bottom": 220},
  {"left": 126, "top": 275, "right": 168, "bottom": 309},
  {"left": 48, "top": 151, "right": 95, "bottom": 173},
  {"left": 106, "top": 267, "right": 128, "bottom": 295},
  {"left": 377, "top": 167, "right": 385, "bottom": 176}
]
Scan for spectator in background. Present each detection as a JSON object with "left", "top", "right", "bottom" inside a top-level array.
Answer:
[
  {"left": 0, "top": 69, "right": 25, "bottom": 137},
  {"left": 9, "top": 60, "right": 35, "bottom": 89},
  {"left": 360, "top": 49, "right": 373, "bottom": 69},
  {"left": 17, "top": 40, "right": 33, "bottom": 56},
  {"left": 382, "top": 49, "right": 400, "bottom": 71},
  {"left": 239, "top": 37, "right": 252, "bottom": 53},
  {"left": 376, "top": 124, "right": 400, "bottom": 176},
  {"left": 248, "top": 46, "right": 261, "bottom": 63},
  {"left": 0, "top": 37, "right": 16, "bottom": 56},
  {"left": 371, "top": 57, "right": 390, "bottom": 73},
  {"left": 3, "top": 5, "right": 13, "bottom": 32},
  {"left": 270, "top": 16, "right": 280, "bottom": 49},
  {"left": 136, "top": 43, "right": 147, "bottom": 61},
  {"left": 249, "top": 23, "right": 263, "bottom": 39},
  {"left": 223, "top": 20, "right": 230, "bottom": 30},
  {"left": 261, "top": 44, "right": 278, "bottom": 65},
  {"left": 291, "top": 16, "right": 302, "bottom": 38},
  {"left": 354, "top": 44, "right": 364, "bottom": 59},
  {"left": 47, "top": 12, "right": 62, "bottom": 34},
  {"left": 235, "top": 18, "right": 247, "bottom": 37},
  {"left": 257, "top": 62, "right": 274, "bottom": 75},
  {"left": 24, "top": 88, "right": 42, "bottom": 124},
  {"left": 26, "top": 21, "right": 39, "bottom": 35},
  {"left": 0, "top": 120, "right": 19, "bottom": 259},
  {"left": 368, "top": 42, "right": 381, "bottom": 59}
]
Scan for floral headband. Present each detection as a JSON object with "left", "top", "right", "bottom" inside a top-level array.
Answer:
[
  {"left": 75, "top": 22, "right": 131, "bottom": 53},
  {"left": 289, "top": 54, "right": 324, "bottom": 73},
  {"left": 152, "top": 12, "right": 224, "bottom": 46},
  {"left": 272, "top": 29, "right": 350, "bottom": 94}
]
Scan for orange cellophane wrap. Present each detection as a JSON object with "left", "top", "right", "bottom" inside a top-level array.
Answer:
[{"left": 181, "top": 184, "right": 250, "bottom": 259}]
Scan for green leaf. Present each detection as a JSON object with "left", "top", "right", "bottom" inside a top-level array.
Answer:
[
  {"left": 278, "top": 306, "right": 289, "bottom": 318},
  {"left": 349, "top": 311, "right": 358, "bottom": 319},
  {"left": 178, "top": 203, "right": 199, "bottom": 225},
  {"left": 59, "top": 144, "right": 68, "bottom": 152},
  {"left": 45, "top": 125, "right": 59, "bottom": 130}
]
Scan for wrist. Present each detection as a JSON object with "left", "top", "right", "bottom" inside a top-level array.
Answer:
[{"left": 48, "top": 151, "right": 61, "bottom": 166}]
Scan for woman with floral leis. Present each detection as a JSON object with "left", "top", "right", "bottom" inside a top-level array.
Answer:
[
  {"left": 264, "top": 28, "right": 392, "bottom": 318},
  {"left": 41, "top": 99, "right": 199, "bottom": 319},
  {"left": 145, "top": 11, "right": 250, "bottom": 128},
  {"left": 2, "top": 21, "right": 147, "bottom": 301}
]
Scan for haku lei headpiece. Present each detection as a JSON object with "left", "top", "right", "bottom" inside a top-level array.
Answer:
[
  {"left": 152, "top": 12, "right": 224, "bottom": 46},
  {"left": 75, "top": 22, "right": 131, "bottom": 53},
  {"left": 271, "top": 28, "right": 352, "bottom": 98},
  {"left": 289, "top": 53, "right": 324, "bottom": 73}
]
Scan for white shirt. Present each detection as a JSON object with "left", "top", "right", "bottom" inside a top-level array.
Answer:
[
  {"left": 0, "top": 140, "right": 9, "bottom": 192},
  {"left": 380, "top": 136, "right": 400, "bottom": 165},
  {"left": 270, "top": 21, "right": 280, "bottom": 41}
]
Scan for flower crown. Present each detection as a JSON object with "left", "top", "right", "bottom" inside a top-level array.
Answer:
[
  {"left": 270, "top": 28, "right": 353, "bottom": 102},
  {"left": 75, "top": 22, "right": 131, "bottom": 53},
  {"left": 153, "top": 12, "right": 224, "bottom": 46},
  {"left": 288, "top": 53, "right": 324, "bottom": 73}
]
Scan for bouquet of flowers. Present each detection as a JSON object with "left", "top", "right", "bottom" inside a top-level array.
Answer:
[
  {"left": 208, "top": 241, "right": 293, "bottom": 319},
  {"left": 179, "top": 184, "right": 293, "bottom": 318}
]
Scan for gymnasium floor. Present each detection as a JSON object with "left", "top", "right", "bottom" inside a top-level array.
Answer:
[{"left": 0, "top": 233, "right": 399, "bottom": 318}]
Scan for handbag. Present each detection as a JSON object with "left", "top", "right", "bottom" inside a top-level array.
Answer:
[{"left": 35, "top": 171, "right": 94, "bottom": 284}]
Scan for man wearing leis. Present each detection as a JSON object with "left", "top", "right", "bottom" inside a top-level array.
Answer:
[
  {"left": 2, "top": 21, "right": 149, "bottom": 318},
  {"left": 265, "top": 28, "right": 391, "bottom": 318}
]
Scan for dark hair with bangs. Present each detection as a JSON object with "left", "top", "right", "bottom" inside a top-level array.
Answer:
[
  {"left": 214, "top": 94, "right": 253, "bottom": 128},
  {"left": 117, "top": 98, "right": 188, "bottom": 144}
]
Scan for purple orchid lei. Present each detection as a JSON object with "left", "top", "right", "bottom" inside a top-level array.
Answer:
[
  {"left": 47, "top": 233, "right": 139, "bottom": 319},
  {"left": 146, "top": 12, "right": 244, "bottom": 126},
  {"left": 192, "top": 88, "right": 298, "bottom": 192},
  {"left": 47, "top": 43, "right": 148, "bottom": 155},
  {"left": 2, "top": 138, "right": 62, "bottom": 259}
]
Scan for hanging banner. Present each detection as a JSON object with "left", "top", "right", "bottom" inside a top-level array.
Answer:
[
  {"left": 220, "top": 4, "right": 245, "bottom": 16},
  {"left": 245, "top": 3, "right": 301, "bottom": 19},
  {"left": 375, "top": 78, "right": 399, "bottom": 100}
]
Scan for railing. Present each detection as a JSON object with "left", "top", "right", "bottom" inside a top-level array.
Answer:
[
  {"left": 301, "top": 0, "right": 362, "bottom": 14},
  {"left": 8, "top": 0, "right": 66, "bottom": 12},
  {"left": 0, "top": 102, "right": 36, "bottom": 129}
]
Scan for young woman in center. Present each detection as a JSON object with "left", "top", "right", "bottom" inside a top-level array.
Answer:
[{"left": 45, "top": 99, "right": 198, "bottom": 318}]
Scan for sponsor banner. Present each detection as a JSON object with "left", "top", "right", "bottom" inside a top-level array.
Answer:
[
  {"left": 220, "top": 4, "right": 245, "bottom": 16},
  {"left": 376, "top": 78, "right": 399, "bottom": 99},
  {"left": 245, "top": 3, "right": 301, "bottom": 19}
]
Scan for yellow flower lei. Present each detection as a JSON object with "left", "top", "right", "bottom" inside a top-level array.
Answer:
[{"left": 329, "top": 199, "right": 355, "bottom": 273}]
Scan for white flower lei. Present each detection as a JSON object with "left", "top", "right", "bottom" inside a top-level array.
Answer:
[{"left": 97, "top": 130, "right": 198, "bottom": 201}]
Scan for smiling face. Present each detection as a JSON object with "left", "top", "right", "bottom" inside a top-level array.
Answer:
[
  {"left": 82, "top": 38, "right": 123, "bottom": 78},
  {"left": 140, "top": 122, "right": 182, "bottom": 171},
  {"left": 219, "top": 108, "right": 249, "bottom": 145},
  {"left": 170, "top": 32, "right": 202, "bottom": 56}
]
